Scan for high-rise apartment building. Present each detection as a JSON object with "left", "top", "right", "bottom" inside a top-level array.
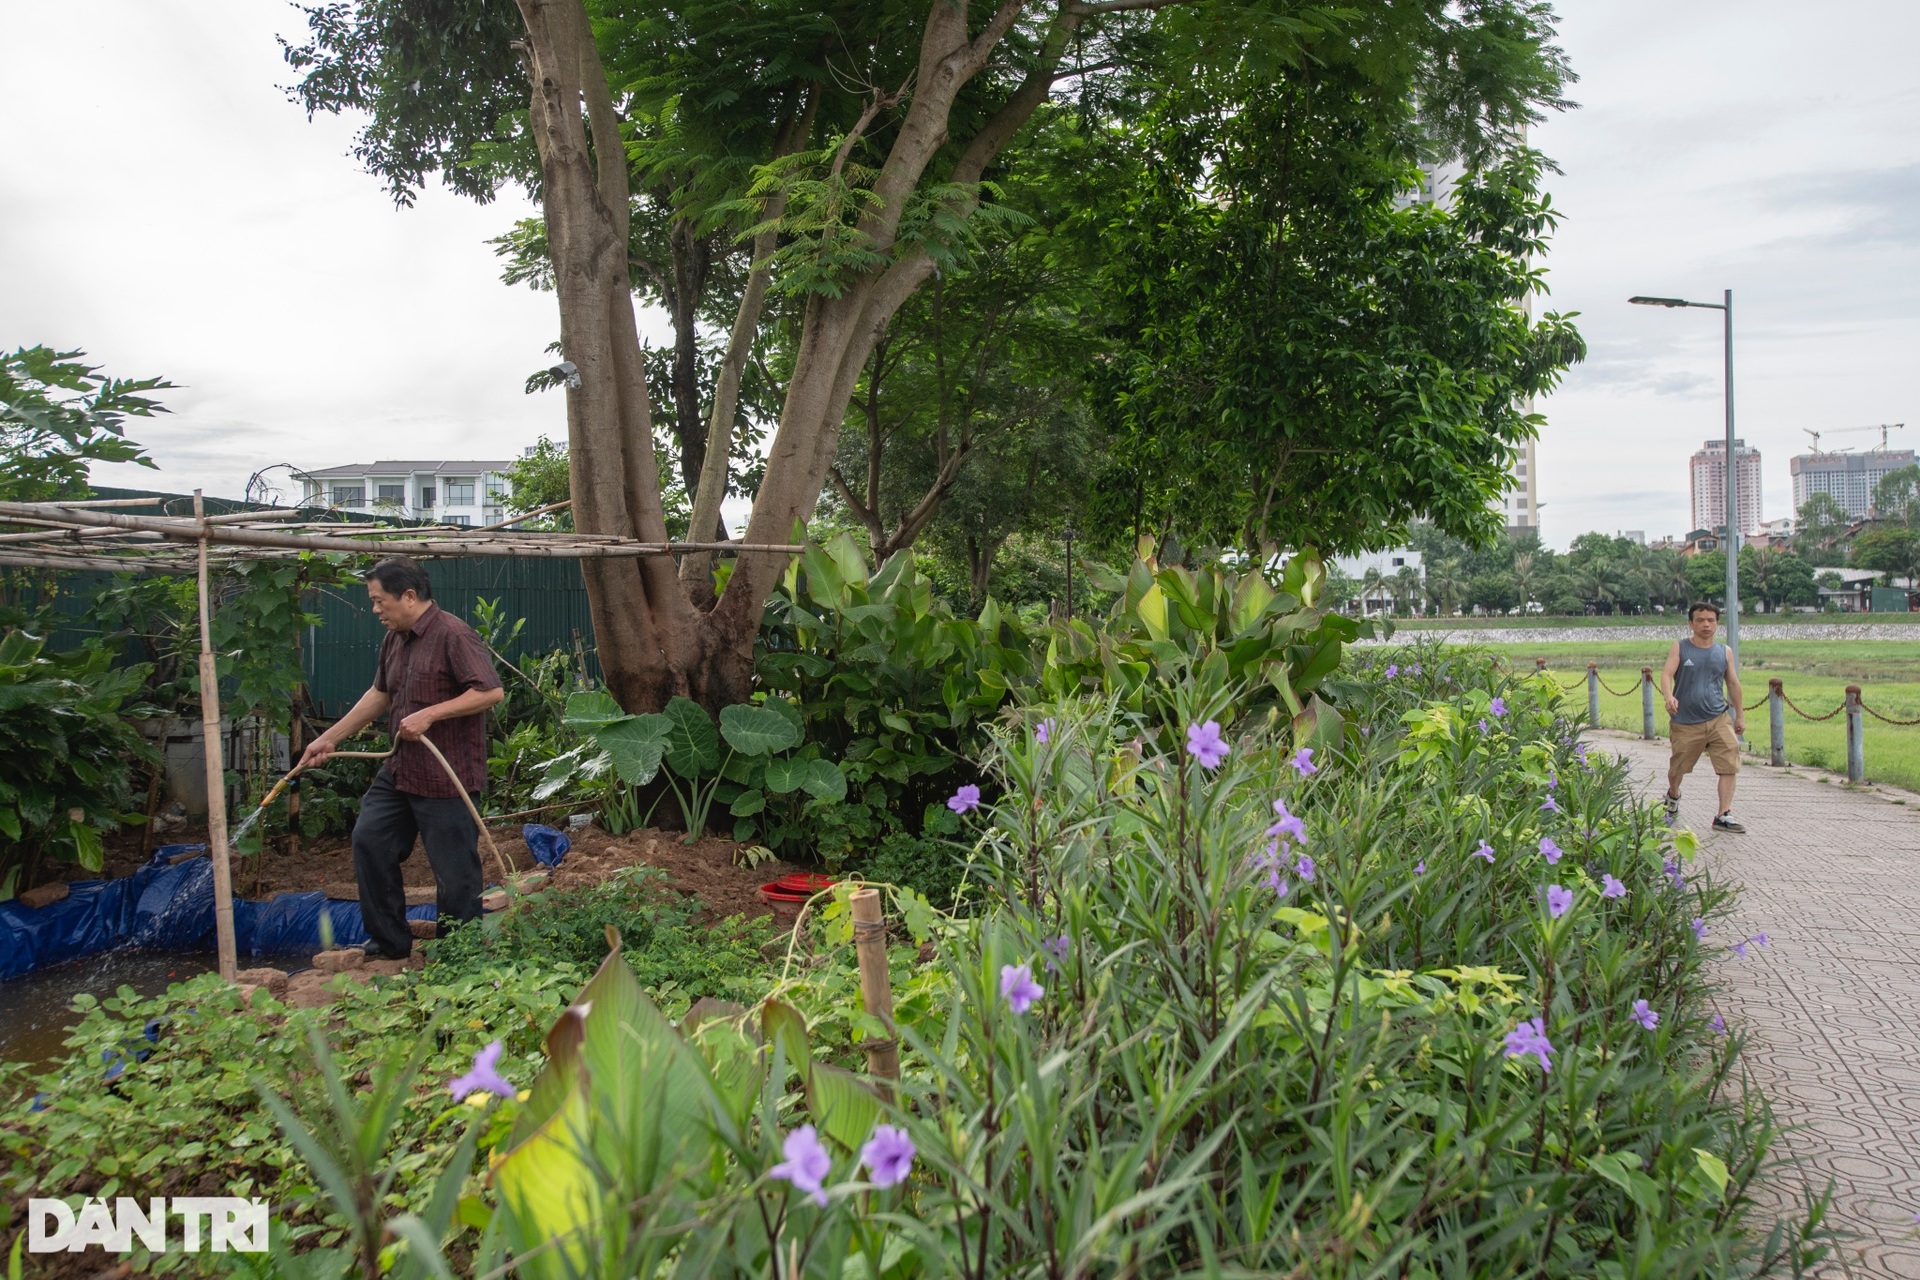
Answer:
[
  {"left": 1789, "top": 449, "right": 1916, "bottom": 520},
  {"left": 1689, "top": 438, "right": 1762, "bottom": 537}
]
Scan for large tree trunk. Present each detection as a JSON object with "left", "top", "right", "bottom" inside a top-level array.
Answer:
[{"left": 516, "top": 0, "right": 1087, "bottom": 711}]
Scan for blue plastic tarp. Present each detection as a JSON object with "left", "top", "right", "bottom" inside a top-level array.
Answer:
[
  {"left": 523, "top": 823, "right": 571, "bottom": 868},
  {"left": 2, "top": 845, "right": 439, "bottom": 980}
]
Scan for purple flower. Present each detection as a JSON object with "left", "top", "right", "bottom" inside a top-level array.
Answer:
[
  {"left": 1290, "top": 747, "right": 1318, "bottom": 777},
  {"left": 1477, "top": 718, "right": 1490, "bottom": 733},
  {"left": 1750, "top": 932, "right": 1770, "bottom": 948},
  {"left": 1041, "top": 934, "right": 1070, "bottom": 974},
  {"left": 1540, "top": 796, "right": 1559, "bottom": 814},
  {"left": 1471, "top": 840, "right": 1495, "bottom": 864},
  {"left": 1731, "top": 940, "right": 1748, "bottom": 958},
  {"left": 947, "top": 785, "right": 981, "bottom": 814},
  {"left": 1546, "top": 885, "right": 1574, "bottom": 919},
  {"left": 449, "top": 1040, "right": 515, "bottom": 1101},
  {"left": 1665, "top": 860, "right": 1686, "bottom": 891},
  {"left": 1573, "top": 743, "right": 1589, "bottom": 763},
  {"left": 1691, "top": 917, "right": 1708, "bottom": 941},
  {"left": 1035, "top": 718, "right": 1055, "bottom": 745},
  {"left": 859, "top": 1123, "right": 917, "bottom": 1189},
  {"left": 1267, "top": 799, "right": 1307, "bottom": 847},
  {"left": 1385, "top": 664, "right": 1400, "bottom": 678},
  {"left": 770, "top": 1124, "right": 832, "bottom": 1206},
  {"left": 1186, "top": 720, "right": 1229, "bottom": 769},
  {"left": 1539, "top": 837, "right": 1562, "bottom": 865},
  {"left": 1546, "top": 774, "right": 1559, "bottom": 791},
  {"left": 1414, "top": 859, "right": 1427, "bottom": 875},
  {"left": 1600, "top": 874, "right": 1627, "bottom": 900},
  {"left": 1710, "top": 1014, "right": 1727, "bottom": 1035},
  {"left": 1489, "top": 697, "right": 1508, "bottom": 718},
  {"left": 1000, "top": 963, "right": 1044, "bottom": 1015},
  {"left": 1293, "top": 853, "right": 1316, "bottom": 883},
  {"left": 1265, "top": 868, "right": 1291, "bottom": 898},
  {"left": 1410, "top": 663, "right": 1423, "bottom": 675},
  {"left": 1503, "top": 1016, "right": 1555, "bottom": 1072},
  {"left": 1632, "top": 999, "right": 1659, "bottom": 1031}
]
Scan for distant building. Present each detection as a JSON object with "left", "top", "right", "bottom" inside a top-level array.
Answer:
[
  {"left": 1790, "top": 448, "right": 1915, "bottom": 520},
  {"left": 1333, "top": 548, "right": 1423, "bottom": 615},
  {"left": 296, "top": 460, "right": 516, "bottom": 527},
  {"left": 1689, "top": 439, "right": 1762, "bottom": 538},
  {"left": 1620, "top": 530, "right": 1646, "bottom": 546}
]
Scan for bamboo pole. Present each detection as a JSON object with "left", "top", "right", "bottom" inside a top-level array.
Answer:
[
  {"left": 0, "top": 502, "right": 802, "bottom": 559},
  {"left": 193, "top": 491, "right": 238, "bottom": 982},
  {"left": 848, "top": 888, "right": 900, "bottom": 1097}
]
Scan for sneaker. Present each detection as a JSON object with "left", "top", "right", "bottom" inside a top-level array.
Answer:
[
  {"left": 1711, "top": 812, "right": 1746, "bottom": 833},
  {"left": 1663, "top": 794, "right": 1680, "bottom": 823}
]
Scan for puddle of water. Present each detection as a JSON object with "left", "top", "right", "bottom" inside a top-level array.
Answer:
[{"left": 0, "top": 949, "right": 313, "bottom": 1076}]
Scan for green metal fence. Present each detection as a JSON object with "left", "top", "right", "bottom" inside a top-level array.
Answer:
[{"left": 304, "top": 556, "right": 599, "bottom": 715}]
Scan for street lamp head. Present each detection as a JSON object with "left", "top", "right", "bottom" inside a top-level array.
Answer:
[{"left": 1628, "top": 296, "right": 1691, "bottom": 308}]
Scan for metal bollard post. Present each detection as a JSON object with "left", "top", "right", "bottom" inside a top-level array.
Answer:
[
  {"left": 1845, "top": 684, "right": 1865, "bottom": 783},
  {"left": 1587, "top": 663, "right": 1599, "bottom": 725},
  {"left": 1641, "top": 668, "right": 1655, "bottom": 739},
  {"left": 1768, "top": 679, "right": 1785, "bottom": 766}
]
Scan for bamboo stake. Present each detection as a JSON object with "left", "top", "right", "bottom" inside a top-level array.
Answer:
[
  {"left": 193, "top": 491, "right": 238, "bottom": 983},
  {"left": 849, "top": 888, "right": 900, "bottom": 1096}
]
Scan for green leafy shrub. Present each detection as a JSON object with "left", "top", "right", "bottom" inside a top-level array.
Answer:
[
  {"left": 0, "top": 630, "right": 156, "bottom": 886},
  {"left": 426, "top": 867, "right": 777, "bottom": 1005}
]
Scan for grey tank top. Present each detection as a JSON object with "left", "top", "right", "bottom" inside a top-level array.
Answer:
[{"left": 1673, "top": 639, "right": 1730, "bottom": 723}]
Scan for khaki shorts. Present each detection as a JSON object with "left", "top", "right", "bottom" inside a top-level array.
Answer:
[{"left": 1669, "top": 713, "right": 1741, "bottom": 791}]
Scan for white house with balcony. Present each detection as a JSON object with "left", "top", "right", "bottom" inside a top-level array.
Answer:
[{"left": 296, "top": 460, "right": 516, "bottom": 526}]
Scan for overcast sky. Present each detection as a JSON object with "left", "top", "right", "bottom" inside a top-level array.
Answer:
[{"left": 4, "top": 1, "right": 1916, "bottom": 549}]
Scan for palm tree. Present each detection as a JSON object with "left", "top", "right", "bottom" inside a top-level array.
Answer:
[
  {"left": 1578, "top": 561, "right": 1621, "bottom": 614},
  {"left": 1393, "top": 565, "right": 1421, "bottom": 616},
  {"left": 1426, "top": 564, "right": 1466, "bottom": 616},
  {"left": 1511, "top": 552, "right": 1536, "bottom": 611},
  {"left": 1361, "top": 567, "right": 1385, "bottom": 615}
]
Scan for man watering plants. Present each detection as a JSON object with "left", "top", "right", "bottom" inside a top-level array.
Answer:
[
  {"left": 1657, "top": 601, "right": 1747, "bottom": 834},
  {"left": 295, "top": 557, "right": 504, "bottom": 959}
]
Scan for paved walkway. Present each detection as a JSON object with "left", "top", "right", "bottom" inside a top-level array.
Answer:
[{"left": 1594, "top": 731, "right": 1920, "bottom": 1278}]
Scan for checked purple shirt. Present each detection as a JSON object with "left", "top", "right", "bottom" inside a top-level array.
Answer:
[{"left": 372, "top": 603, "right": 501, "bottom": 797}]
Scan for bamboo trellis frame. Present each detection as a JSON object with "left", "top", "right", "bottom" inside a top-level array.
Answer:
[{"left": 1, "top": 492, "right": 806, "bottom": 984}]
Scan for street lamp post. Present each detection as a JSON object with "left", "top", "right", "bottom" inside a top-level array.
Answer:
[{"left": 1629, "top": 290, "right": 1740, "bottom": 665}]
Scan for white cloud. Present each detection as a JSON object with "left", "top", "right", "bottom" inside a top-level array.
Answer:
[
  {"left": 5, "top": 0, "right": 1916, "bottom": 551},
  {"left": 1532, "top": 0, "right": 1920, "bottom": 546}
]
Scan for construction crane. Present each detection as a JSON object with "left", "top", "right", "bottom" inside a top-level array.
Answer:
[{"left": 1803, "top": 423, "right": 1905, "bottom": 454}]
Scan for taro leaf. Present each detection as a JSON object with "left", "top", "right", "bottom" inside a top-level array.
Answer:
[
  {"left": 597, "top": 716, "right": 669, "bottom": 786},
  {"left": 762, "top": 695, "right": 805, "bottom": 739},
  {"left": 729, "top": 789, "right": 765, "bottom": 817},
  {"left": 719, "top": 703, "right": 800, "bottom": 757},
  {"left": 801, "top": 759, "right": 847, "bottom": 803},
  {"left": 562, "top": 690, "right": 630, "bottom": 734},
  {"left": 661, "top": 697, "right": 719, "bottom": 777},
  {"left": 764, "top": 756, "right": 806, "bottom": 795}
]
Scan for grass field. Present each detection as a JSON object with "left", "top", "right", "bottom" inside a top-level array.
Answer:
[
  {"left": 1505, "top": 641, "right": 1920, "bottom": 793},
  {"left": 1391, "top": 613, "right": 1920, "bottom": 631}
]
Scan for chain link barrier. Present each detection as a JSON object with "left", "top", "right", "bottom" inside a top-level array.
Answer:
[
  {"left": 1532, "top": 660, "right": 1884, "bottom": 723},
  {"left": 1857, "top": 698, "right": 1920, "bottom": 727}
]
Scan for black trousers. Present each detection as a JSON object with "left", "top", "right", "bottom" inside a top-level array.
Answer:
[{"left": 351, "top": 770, "right": 484, "bottom": 957}]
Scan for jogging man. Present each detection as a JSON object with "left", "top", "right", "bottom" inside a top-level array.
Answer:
[
  {"left": 296, "top": 557, "right": 503, "bottom": 958},
  {"left": 1658, "top": 601, "right": 1746, "bottom": 833}
]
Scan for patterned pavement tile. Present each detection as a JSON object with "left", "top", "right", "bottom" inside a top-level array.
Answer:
[{"left": 1593, "top": 732, "right": 1920, "bottom": 1279}]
